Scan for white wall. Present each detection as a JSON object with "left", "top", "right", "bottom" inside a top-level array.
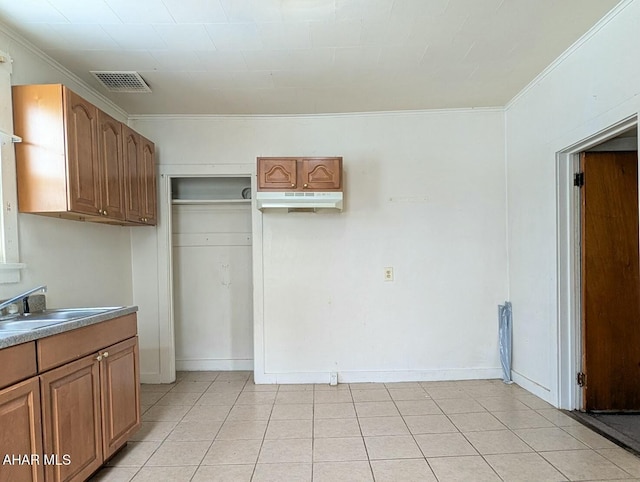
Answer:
[
  {"left": 131, "top": 109, "right": 508, "bottom": 383},
  {"left": 505, "top": 0, "right": 640, "bottom": 405},
  {"left": 0, "top": 28, "right": 133, "bottom": 308}
]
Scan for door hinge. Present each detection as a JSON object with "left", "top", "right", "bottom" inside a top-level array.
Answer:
[
  {"left": 574, "top": 172, "right": 584, "bottom": 187},
  {"left": 577, "top": 372, "right": 587, "bottom": 387}
]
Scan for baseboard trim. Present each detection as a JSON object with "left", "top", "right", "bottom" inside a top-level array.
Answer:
[
  {"left": 254, "top": 367, "right": 503, "bottom": 385},
  {"left": 176, "top": 359, "right": 254, "bottom": 371},
  {"left": 511, "top": 370, "right": 555, "bottom": 405}
]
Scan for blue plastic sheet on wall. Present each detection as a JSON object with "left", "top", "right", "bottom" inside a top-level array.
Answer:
[{"left": 498, "top": 301, "right": 513, "bottom": 384}]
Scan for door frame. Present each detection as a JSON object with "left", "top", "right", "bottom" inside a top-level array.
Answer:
[
  {"left": 557, "top": 115, "right": 638, "bottom": 410},
  {"left": 154, "top": 164, "right": 265, "bottom": 383}
]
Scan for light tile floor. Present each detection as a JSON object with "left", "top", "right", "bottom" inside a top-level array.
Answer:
[{"left": 90, "top": 372, "right": 640, "bottom": 481}]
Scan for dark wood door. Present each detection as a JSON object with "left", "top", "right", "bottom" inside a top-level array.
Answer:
[
  {"left": 582, "top": 150, "right": 640, "bottom": 411},
  {"left": 0, "top": 377, "right": 44, "bottom": 482},
  {"left": 300, "top": 158, "right": 341, "bottom": 190},
  {"left": 100, "top": 337, "right": 141, "bottom": 459},
  {"left": 65, "top": 88, "right": 101, "bottom": 217},
  {"left": 40, "top": 355, "right": 103, "bottom": 482},
  {"left": 258, "top": 158, "right": 297, "bottom": 190},
  {"left": 97, "top": 111, "right": 125, "bottom": 220},
  {"left": 140, "top": 136, "right": 157, "bottom": 225}
]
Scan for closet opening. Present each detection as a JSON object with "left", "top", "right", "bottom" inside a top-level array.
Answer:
[{"left": 170, "top": 176, "right": 254, "bottom": 373}]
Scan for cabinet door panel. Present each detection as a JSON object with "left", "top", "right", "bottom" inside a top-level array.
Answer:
[
  {"left": 40, "top": 355, "right": 102, "bottom": 482},
  {"left": 301, "top": 158, "right": 341, "bottom": 190},
  {"left": 141, "top": 137, "right": 157, "bottom": 225},
  {"left": 65, "top": 89, "right": 101, "bottom": 216},
  {"left": 101, "top": 337, "right": 141, "bottom": 459},
  {"left": 258, "top": 158, "right": 297, "bottom": 189},
  {"left": 123, "top": 126, "right": 143, "bottom": 222},
  {"left": 98, "top": 111, "right": 125, "bottom": 220},
  {"left": 0, "top": 377, "right": 43, "bottom": 482}
]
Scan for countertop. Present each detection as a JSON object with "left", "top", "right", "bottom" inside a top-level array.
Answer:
[{"left": 0, "top": 306, "right": 138, "bottom": 349}]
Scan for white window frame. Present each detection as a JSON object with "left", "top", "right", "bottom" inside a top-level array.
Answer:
[{"left": 0, "top": 50, "right": 24, "bottom": 283}]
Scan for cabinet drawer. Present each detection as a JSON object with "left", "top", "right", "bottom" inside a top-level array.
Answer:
[
  {"left": 37, "top": 314, "right": 137, "bottom": 372},
  {"left": 0, "top": 341, "right": 37, "bottom": 390}
]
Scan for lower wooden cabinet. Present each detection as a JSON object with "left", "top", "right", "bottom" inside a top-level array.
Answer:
[
  {"left": 0, "top": 315, "right": 140, "bottom": 482},
  {"left": 40, "top": 355, "right": 102, "bottom": 482},
  {"left": 100, "top": 337, "right": 141, "bottom": 460},
  {"left": 39, "top": 336, "right": 141, "bottom": 482},
  {"left": 0, "top": 377, "right": 44, "bottom": 482}
]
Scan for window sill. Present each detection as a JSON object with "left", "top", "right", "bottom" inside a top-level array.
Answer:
[{"left": 0, "top": 263, "right": 26, "bottom": 283}]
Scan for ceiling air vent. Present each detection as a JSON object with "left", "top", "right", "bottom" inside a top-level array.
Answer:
[{"left": 90, "top": 71, "right": 151, "bottom": 93}]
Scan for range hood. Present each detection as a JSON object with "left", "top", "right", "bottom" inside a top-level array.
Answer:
[{"left": 256, "top": 191, "right": 343, "bottom": 211}]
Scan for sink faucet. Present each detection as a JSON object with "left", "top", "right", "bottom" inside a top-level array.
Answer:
[{"left": 0, "top": 285, "right": 47, "bottom": 314}]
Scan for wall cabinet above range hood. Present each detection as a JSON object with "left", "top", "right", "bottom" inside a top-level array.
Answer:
[{"left": 256, "top": 157, "right": 343, "bottom": 211}]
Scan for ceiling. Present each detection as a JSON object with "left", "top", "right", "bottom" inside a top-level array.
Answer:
[{"left": 0, "top": 0, "right": 621, "bottom": 115}]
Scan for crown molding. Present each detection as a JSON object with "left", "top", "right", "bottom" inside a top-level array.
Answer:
[
  {"left": 505, "top": 0, "right": 634, "bottom": 111},
  {"left": 128, "top": 106, "right": 505, "bottom": 122},
  {"left": 0, "top": 21, "right": 128, "bottom": 119}
]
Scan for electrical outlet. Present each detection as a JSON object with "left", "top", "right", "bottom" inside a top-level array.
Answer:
[
  {"left": 384, "top": 267, "right": 394, "bottom": 281},
  {"left": 330, "top": 372, "right": 338, "bottom": 386}
]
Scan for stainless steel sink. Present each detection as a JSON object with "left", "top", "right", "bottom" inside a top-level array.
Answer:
[
  {"left": 0, "top": 319, "right": 66, "bottom": 331},
  {"left": 0, "top": 307, "right": 121, "bottom": 332}
]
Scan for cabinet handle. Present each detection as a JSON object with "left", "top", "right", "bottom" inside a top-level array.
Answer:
[
  {"left": 303, "top": 183, "right": 308, "bottom": 188},
  {"left": 96, "top": 354, "right": 103, "bottom": 361},
  {"left": 98, "top": 209, "right": 103, "bottom": 215},
  {"left": 103, "top": 210, "right": 108, "bottom": 216},
  {"left": 291, "top": 183, "right": 295, "bottom": 187},
  {"left": 102, "top": 351, "right": 109, "bottom": 358}
]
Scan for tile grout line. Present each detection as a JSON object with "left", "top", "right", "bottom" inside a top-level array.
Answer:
[
  {"left": 184, "top": 375, "right": 219, "bottom": 482},
  {"left": 351, "top": 383, "right": 376, "bottom": 481},
  {"left": 389, "top": 384, "right": 439, "bottom": 480},
  {"left": 158, "top": 374, "right": 216, "bottom": 480}
]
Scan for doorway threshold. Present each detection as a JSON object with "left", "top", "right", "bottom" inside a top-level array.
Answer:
[{"left": 567, "top": 410, "right": 640, "bottom": 455}]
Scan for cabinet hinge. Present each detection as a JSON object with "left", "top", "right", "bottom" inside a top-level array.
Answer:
[
  {"left": 574, "top": 172, "right": 585, "bottom": 187},
  {"left": 577, "top": 372, "right": 587, "bottom": 387}
]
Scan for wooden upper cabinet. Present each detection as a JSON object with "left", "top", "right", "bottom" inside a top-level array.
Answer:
[
  {"left": 12, "top": 84, "right": 156, "bottom": 226},
  {"left": 65, "top": 89, "right": 101, "bottom": 217},
  {"left": 141, "top": 136, "right": 157, "bottom": 225},
  {"left": 257, "top": 157, "right": 342, "bottom": 191},
  {"left": 301, "top": 158, "right": 341, "bottom": 190},
  {"left": 123, "top": 125, "right": 142, "bottom": 222},
  {"left": 258, "top": 158, "right": 298, "bottom": 190},
  {"left": 123, "top": 126, "right": 156, "bottom": 225},
  {"left": 97, "top": 111, "right": 125, "bottom": 221}
]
